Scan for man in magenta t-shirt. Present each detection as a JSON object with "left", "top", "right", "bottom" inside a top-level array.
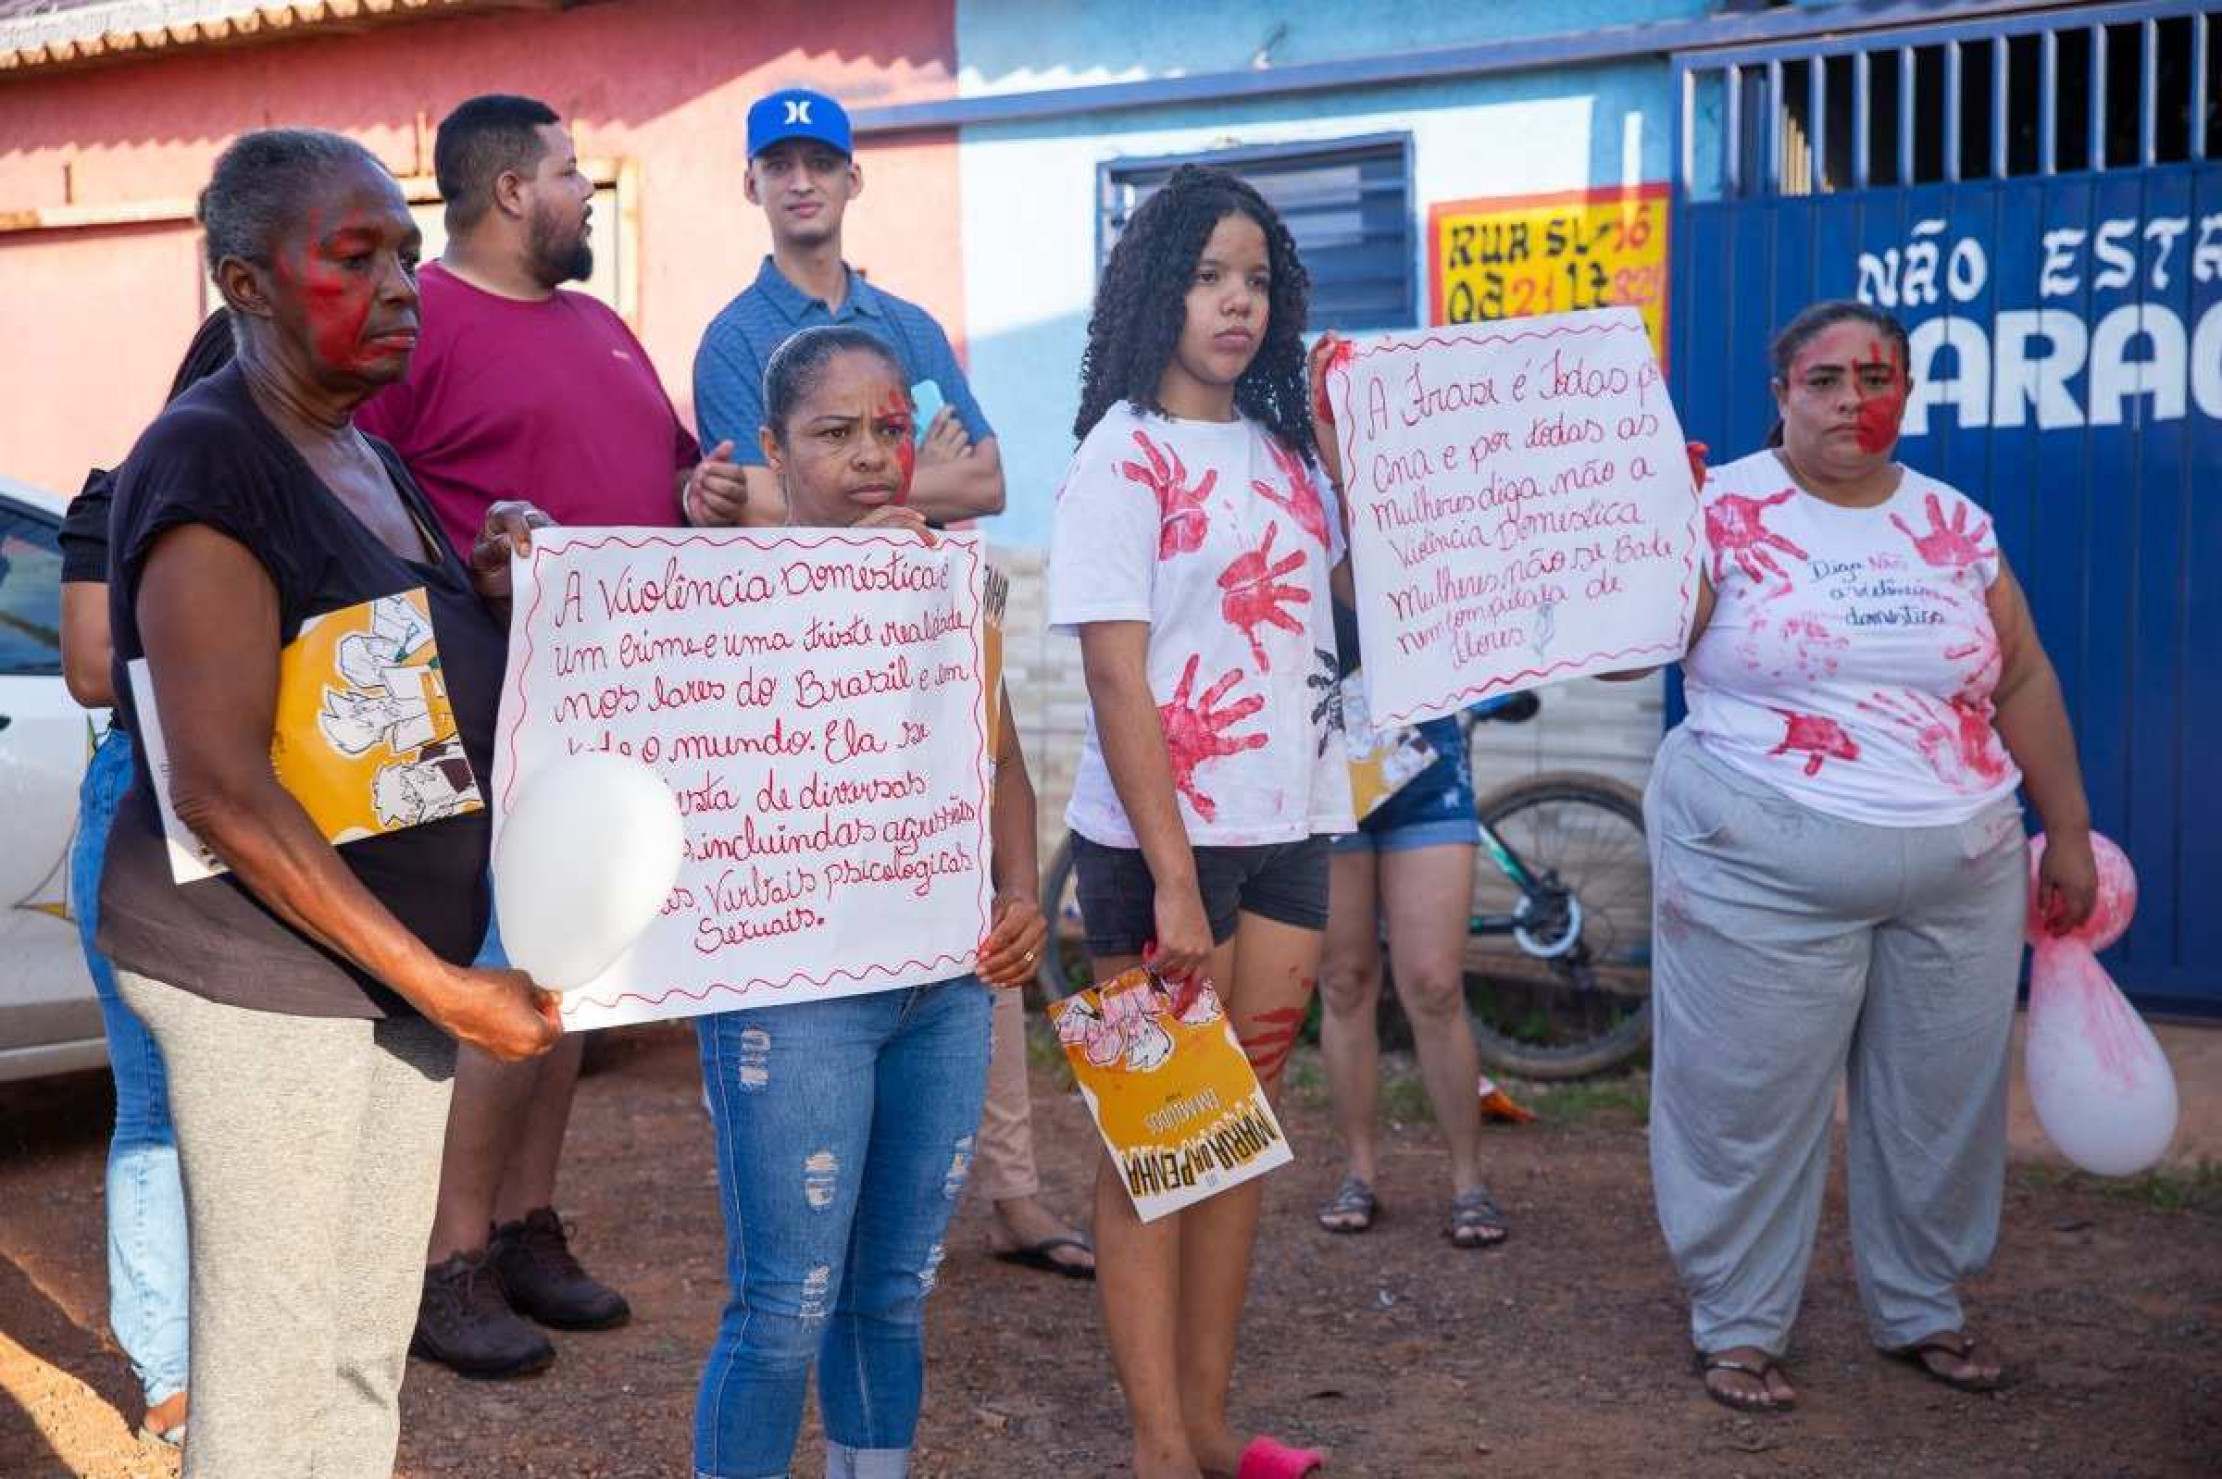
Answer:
[{"left": 357, "top": 93, "right": 746, "bottom": 1382}]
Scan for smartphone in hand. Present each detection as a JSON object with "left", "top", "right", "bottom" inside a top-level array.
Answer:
[{"left": 909, "top": 379, "right": 945, "bottom": 445}]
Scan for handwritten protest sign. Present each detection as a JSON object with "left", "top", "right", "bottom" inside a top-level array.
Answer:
[
  {"left": 1048, "top": 969, "right": 1293, "bottom": 1222},
  {"left": 1430, "top": 183, "right": 1670, "bottom": 361},
  {"left": 493, "top": 528, "right": 993, "bottom": 1030},
  {"left": 1324, "top": 306, "right": 1701, "bottom": 728}
]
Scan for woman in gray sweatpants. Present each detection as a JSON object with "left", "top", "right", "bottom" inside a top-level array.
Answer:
[{"left": 1639, "top": 301, "right": 2099, "bottom": 1415}]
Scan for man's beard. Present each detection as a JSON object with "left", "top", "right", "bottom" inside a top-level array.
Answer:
[{"left": 528, "top": 205, "right": 593, "bottom": 288}]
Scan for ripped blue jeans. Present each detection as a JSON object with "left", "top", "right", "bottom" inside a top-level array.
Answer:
[{"left": 694, "top": 977, "right": 992, "bottom": 1479}]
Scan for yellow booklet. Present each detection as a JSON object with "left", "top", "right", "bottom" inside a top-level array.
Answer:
[
  {"left": 1341, "top": 669, "right": 1439, "bottom": 821},
  {"left": 1048, "top": 967, "right": 1294, "bottom": 1221},
  {"left": 131, "top": 588, "right": 485, "bottom": 884}
]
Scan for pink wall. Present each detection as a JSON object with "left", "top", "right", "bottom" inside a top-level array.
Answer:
[{"left": 0, "top": 0, "right": 962, "bottom": 492}]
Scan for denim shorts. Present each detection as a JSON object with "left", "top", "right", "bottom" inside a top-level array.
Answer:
[
  {"left": 1334, "top": 715, "right": 1483, "bottom": 855},
  {"left": 1071, "top": 832, "right": 1331, "bottom": 956}
]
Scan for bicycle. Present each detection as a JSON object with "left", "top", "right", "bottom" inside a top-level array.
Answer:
[{"left": 1032, "top": 691, "right": 1653, "bottom": 1081}]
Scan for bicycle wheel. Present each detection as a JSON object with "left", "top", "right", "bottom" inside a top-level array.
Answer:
[
  {"left": 1464, "top": 771, "right": 1652, "bottom": 1080},
  {"left": 1035, "top": 834, "right": 1091, "bottom": 1003}
]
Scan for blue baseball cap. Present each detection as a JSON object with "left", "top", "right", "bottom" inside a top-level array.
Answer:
[{"left": 747, "top": 88, "right": 852, "bottom": 158}]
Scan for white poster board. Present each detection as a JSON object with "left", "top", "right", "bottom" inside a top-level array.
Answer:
[
  {"left": 493, "top": 528, "right": 993, "bottom": 1030},
  {"left": 1324, "top": 306, "right": 1702, "bottom": 728}
]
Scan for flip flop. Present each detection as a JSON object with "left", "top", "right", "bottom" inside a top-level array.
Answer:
[
  {"left": 138, "top": 1419, "right": 187, "bottom": 1449},
  {"left": 1884, "top": 1330, "right": 2003, "bottom": 1393},
  {"left": 1236, "top": 1436, "right": 1325, "bottom": 1477},
  {"left": 1692, "top": 1348, "right": 1796, "bottom": 1414},
  {"left": 990, "top": 1235, "right": 1096, "bottom": 1281}
]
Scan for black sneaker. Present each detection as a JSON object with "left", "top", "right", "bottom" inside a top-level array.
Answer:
[
  {"left": 489, "top": 1207, "right": 632, "bottom": 1331},
  {"left": 411, "top": 1250, "right": 556, "bottom": 1379}
]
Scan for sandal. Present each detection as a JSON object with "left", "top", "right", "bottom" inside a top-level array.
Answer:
[
  {"left": 1693, "top": 1348, "right": 1796, "bottom": 1414},
  {"left": 1445, "top": 1186, "right": 1509, "bottom": 1249},
  {"left": 1315, "top": 1176, "right": 1377, "bottom": 1234},
  {"left": 1885, "top": 1330, "right": 2003, "bottom": 1393},
  {"left": 990, "top": 1235, "right": 1096, "bottom": 1281},
  {"left": 1235, "top": 1436, "right": 1325, "bottom": 1477}
]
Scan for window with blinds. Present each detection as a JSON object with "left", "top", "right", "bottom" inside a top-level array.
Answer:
[{"left": 1097, "top": 134, "right": 1416, "bottom": 332}]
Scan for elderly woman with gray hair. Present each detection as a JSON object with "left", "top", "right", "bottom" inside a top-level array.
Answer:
[{"left": 99, "top": 129, "right": 560, "bottom": 1477}]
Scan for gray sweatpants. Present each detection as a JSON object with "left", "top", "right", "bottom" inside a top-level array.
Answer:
[
  {"left": 117, "top": 970, "right": 456, "bottom": 1479},
  {"left": 1644, "top": 728, "right": 2027, "bottom": 1358}
]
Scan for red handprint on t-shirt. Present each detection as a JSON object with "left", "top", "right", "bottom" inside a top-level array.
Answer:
[
  {"left": 1217, "top": 522, "right": 1311, "bottom": 671},
  {"left": 1119, "top": 430, "right": 1215, "bottom": 559},
  {"left": 1858, "top": 691, "right": 2011, "bottom": 789},
  {"left": 1159, "top": 653, "right": 1267, "bottom": 822},
  {"left": 1768, "top": 709, "right": 1860, "bottom": 776},
  {"left": 1706, "top": 489, "right": 1808, "bottom": 589},
  {"left": 1251, "top": 439, "right": 1330, "bottom": 549},
  {"left": 1891, "top": 492, "right": 1994, "bottom": 571}
]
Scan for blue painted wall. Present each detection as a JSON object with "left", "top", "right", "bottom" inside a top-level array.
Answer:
[{"left": 953, "top": 0, "right": 1712, "bottom": 546}]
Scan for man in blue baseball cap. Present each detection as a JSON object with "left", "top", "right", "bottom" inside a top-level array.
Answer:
[{"left": 693, "top": 86, "right": 1006, "bottom": 527}]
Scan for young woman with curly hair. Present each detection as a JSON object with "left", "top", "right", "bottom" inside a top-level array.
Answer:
[{"left": 1048, "top": 164, "right": 1352, "bottom": 1479}]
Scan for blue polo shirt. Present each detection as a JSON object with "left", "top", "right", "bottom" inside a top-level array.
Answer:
[{"left": 693, "top": 256, "right": 993, "bottom": 465}]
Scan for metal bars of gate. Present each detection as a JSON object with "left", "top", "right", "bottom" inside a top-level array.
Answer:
[{"left": 1675, "top": 0, "right": 2214, "bottom": 202}]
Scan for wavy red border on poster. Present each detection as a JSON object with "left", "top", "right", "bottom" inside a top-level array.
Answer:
[
  {"left": 1326, "top": 319, "right": 1701, "bottom": 732},
  {"left": 501, "top": 528, "right": 991, "bottom": 1013}
]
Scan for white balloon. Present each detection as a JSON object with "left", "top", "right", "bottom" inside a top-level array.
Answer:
[
  {"left": 494, "top": 753, "right": 684, "bottom": 991},
  {"left": 2024, "top": 941, "right": 2179, "bottom": 1177}
]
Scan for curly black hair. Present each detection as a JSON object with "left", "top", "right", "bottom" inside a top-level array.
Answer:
[{"left": 1073, "top": 164, "right": 1315, "bottom": 464}]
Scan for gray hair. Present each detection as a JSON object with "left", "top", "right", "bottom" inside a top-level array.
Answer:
[{"left": 196, "top": 128, "right": 384, "bottom": 276}]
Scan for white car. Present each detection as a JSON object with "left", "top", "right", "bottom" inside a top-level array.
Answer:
[{"left": 0, "top": 472, "right": 105, "bottom": 1082}]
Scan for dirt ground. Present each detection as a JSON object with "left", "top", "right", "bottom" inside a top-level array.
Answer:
[{"left": 4, "top": 1023, "right": 2219, "bottom": 1479}]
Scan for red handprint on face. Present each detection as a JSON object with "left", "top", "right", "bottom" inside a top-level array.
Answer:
[
  {"left": 1158, "top": 653, "right": 1268, "bottom": 822},
  {"left": 1251, "top": 439, "right": 1330, "bottom": 550},
  {"left": 1768, "top": 709, "right": 1860, "bottom": 777},
  {"left": 1706, "top": 488, "right": 1809, "bottom": 589},
  {"left": 1119, "top": 430, "right": 1216, "bottom": 560},
  {"left": 1858, "top": 690, "right": 2012, "bottom": 789},
  {"left": 1891, "top": 492, "right": 1995, "bottom": 571},
  {"left": 1217, "top": 522, "right": 1311, "bottom": 671}
]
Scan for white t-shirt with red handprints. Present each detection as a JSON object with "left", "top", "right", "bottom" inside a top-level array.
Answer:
[
  {"left": 1048, "top": 404, "right": 1355, "bottom": 848},
  {"left": 1683, "top": 449, "right": 2022, "bottom": 826}
]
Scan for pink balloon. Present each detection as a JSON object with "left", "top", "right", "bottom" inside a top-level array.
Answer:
[
  {"left": 2027, "top": 831, "right": 2137, "bottom": 950},
  {"left": 2025, "top": 939, "right": 2179, "bottom": 1176}
]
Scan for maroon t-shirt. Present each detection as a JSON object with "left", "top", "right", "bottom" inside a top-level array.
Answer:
[{"left": 358, "top": 261, "right": 699, "bottom": 556}]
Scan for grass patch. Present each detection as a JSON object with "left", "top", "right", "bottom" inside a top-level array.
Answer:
[
  {"left": 1522, "top": 1071, "right": 1650, "bottom": 1127},
  {"left": 1023, "top": 1014, "right": 1076, "bottom": 1093},
  {"left": 2017, "top": 1159, "right": 2222, "bottom": 1214}
]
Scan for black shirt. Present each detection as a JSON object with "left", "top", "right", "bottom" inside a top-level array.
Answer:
[
  {"left": 58, "top": 467, "right": 114, "bottom": 585},
  {"left": 59, "top": 467, "right": 130, "bottom": 733},
  {"left": 97, "top": 365, "right": 506, "bottom": 1019}
]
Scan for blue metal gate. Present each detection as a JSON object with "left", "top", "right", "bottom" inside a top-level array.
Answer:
[{"left": 1670, "top": 4, "right": 2221, "bottom": 1014}]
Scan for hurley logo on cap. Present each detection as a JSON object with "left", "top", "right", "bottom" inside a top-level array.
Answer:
[{"left": 748, "top": 88, "right": 852, "bottom": 158}]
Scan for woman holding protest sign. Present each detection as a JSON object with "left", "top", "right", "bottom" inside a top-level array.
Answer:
[
  {"left": 690, "top": 324, "right": 1048, "bottom": 1479},
  {"left": 1626, "top": 300, "right": 2096, "bottom": 1414},
  {"left": 1048, "top": 164, "right": 1352, "bottom": 1479}
]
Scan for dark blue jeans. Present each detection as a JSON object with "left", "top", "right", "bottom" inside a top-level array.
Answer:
[
  {"left": 73, "top": 727, "right": 189, "bottom": 1406},
  {"left": 693, "top": 978, "right": 993, "bottom": 1479}
]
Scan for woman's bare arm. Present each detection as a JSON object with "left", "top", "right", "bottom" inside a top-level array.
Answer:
[
  {"left": 136, "top": 525, "right": 558, "bottom": 1058},
  {"left": 1988, "top": 560, "right": 2096, "bottom": 931},
  {"left": 60, "top": 582, "right": 114, "bottom": 707}
]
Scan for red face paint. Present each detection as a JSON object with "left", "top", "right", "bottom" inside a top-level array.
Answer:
[
  {"left": 1850, "top": 338, "right": 1907, "bottom": 454},
  {"left": 276, "top": 200, "right": 417, "bottom": 378},
  {"left": 878, "top": 388, "right": 916, "bottom": 503}
]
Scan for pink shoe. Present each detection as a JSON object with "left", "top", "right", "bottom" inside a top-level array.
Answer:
[{"left": 1236, "top": 1436, "right": 1325, "bottom": 1478}]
